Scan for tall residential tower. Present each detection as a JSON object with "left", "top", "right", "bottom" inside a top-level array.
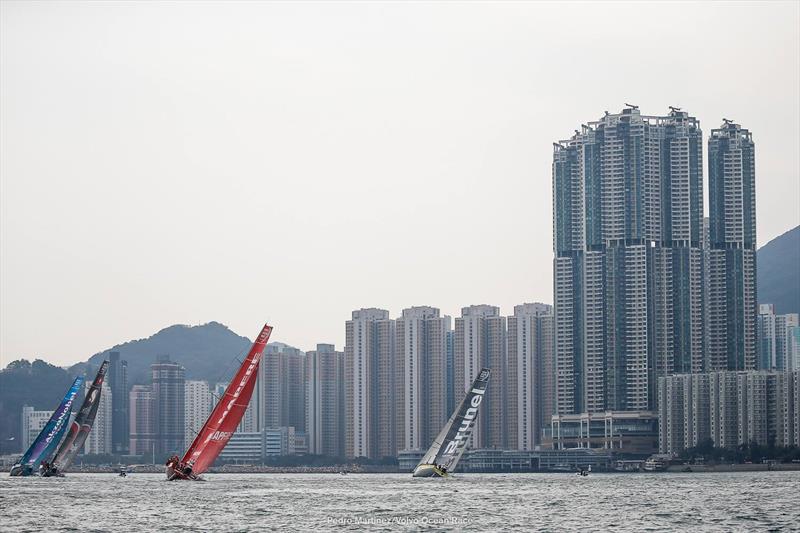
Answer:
[{"left": 553, "top": 106, "right": 704, "bottom": 414}]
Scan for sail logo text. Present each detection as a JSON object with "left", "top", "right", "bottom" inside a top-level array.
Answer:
[
  {"left": 209, "top": 431, "right": 233, "bottom": 441},
  {"left": 442, "top": 387, "right": 485, "bottom": 455}
]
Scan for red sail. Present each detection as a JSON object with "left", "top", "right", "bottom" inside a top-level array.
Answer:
[{"left": 181, "top": 324, "right": 272, "bottom": 475}]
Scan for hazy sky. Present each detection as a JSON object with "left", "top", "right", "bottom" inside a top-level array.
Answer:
[{"left": 1, "top": 1, "right": 799, "bottom": 367}]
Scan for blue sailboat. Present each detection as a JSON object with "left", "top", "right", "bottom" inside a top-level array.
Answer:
[{"left": 9, "top": 377, "right": 84, "bottom": 476}]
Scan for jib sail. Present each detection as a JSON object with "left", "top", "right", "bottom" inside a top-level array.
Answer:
[
  {"left": 50, "top": 360, "right": 109, "bottom": 472},
  {"left": 10, "top": 376, "right": 83, "bottom": 475},
  {"left": 179, "top": 324, "right": 272, "bottom": 476},
  {"left": 414, "top": 368, "right": 490, "bottom": 476}
]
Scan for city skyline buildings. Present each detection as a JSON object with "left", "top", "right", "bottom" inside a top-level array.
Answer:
[{"left": 554, "top": 107, "right": 710, "bottom": 416}]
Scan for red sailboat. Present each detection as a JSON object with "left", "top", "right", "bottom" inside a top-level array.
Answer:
[{"left": 166, "top": 324, "right": 272, "bottom": 480}]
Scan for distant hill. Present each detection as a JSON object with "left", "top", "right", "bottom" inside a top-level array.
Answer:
[
  {"left": 0, "top": 359, "right": 72, "bottom": 454},
  {"left": 757, "top": 226, "right": 800, "bottom": 315},
  {"left": 68, "top": 321, "right": 254, "bottom": 385},
  {"left": 0, "top": 322, "right": 295, "bottom": 454}
]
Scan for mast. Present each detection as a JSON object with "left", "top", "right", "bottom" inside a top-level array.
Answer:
[
  {"left": 177, "top": 324, "right": 272, "bottom": 477},
  {"left": 10, "top": 376, "right": 83, "bottom": 476},
  {"left": 413, "top": 368, "right": 490, "bottom": 476},
  {"left": 50, "top": 361, "right": 110, "bottom": 473}
]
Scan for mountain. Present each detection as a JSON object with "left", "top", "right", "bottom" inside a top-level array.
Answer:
[
  {"left": 0, "top": 359, "right": 72, "bottom": 454},
  {"left": 757, "top": 226, "right": 800, "bottom": 315},
  {"left": 68, "top": 321, "right": 254, "bottom": 385}
]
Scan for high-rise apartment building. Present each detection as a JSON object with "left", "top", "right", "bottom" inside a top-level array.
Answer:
[
  {"left": 345, "top": 308, "right": 396, "bottom": 459},
  {"left": 84, "top": 381, "right": 113, "bottom": 455},
  {"left": 757, "top": 304, "right": 799, "bottom": 371},
  {"left": 507, "top": 303, "right": 554, "bottom": 450},
  {"left": 305, "top": 344, "right": 345, "bottom": 457},
  {"left": 395, "top": 306, "right": 451, "bottom": 452},
  {"left": 454, "top": 305, "right": 506, "bottom": 449},
  {"left": 553, "top": 106, "right": 704, "bottom": 415},
  {"left": 658, "top": 370, "right": 799, "bottom": 454},
  {"left": 129, "top": 385, "right": 155, "bottom": 457},
  {"left": 708, "top": 121, "right": 757, "bottom": 371},
  {"left": 184, "top": 380, "right": 211, "bottom": 450},
  {"left": 108, "top": 351, "right": 129, "bottom": 455},
  {"left": 151, "top": 356, "right": 185, "bottom": 456},
  {"left": 259, "top": 343, "right": 306, "bottom": 432}
]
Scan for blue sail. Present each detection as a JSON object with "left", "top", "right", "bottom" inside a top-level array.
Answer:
[{"left": 10, "top": 376, "right": 83, "bottom": 476}]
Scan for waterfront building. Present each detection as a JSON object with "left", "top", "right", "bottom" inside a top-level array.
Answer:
[
  {"left": 107, "top": 351, "right": 129, "bottom": 455},
  {"left": 129, "top": 385, "right": 155, "bottom": 457},
  {"left": 544, "top": 410, "right": 659, "bottom": 455},
  {"left": 454, "top": 305, "right": 506, "bottom": 449},
  {"left": 218, "top": 432, "right": 264, "bottom": 464},
  {"left": 84, "top": 381, "right": 113, "bottom": 455},
  {"left": 658, "top": 370, "right": 800, "bottom": 454},
  {"left": 553, "top": 107, "right": 704, "bottom": 415},
  {"left": 395, "top": 306, "right": 451, "bottom": 453},
  {"left": 184, "top": 380, "right": 211, "bottom": 450},
  {"left": 344, "top": 308, "right": 396, "bottom": 459},
  {"left": 151, "top": 356, "right": 185, "bottom": 456},
  {"left": 305, "top": 344, "right": 345, "bottom": 457},
  {"left": 507, "top": 303, "right": 554, "bottom": 450},
  {"left": 707, "top": 121, "right": 757, "bottom": 371},
  {"left": 264, "top": 426, "right": 296, "bottom": 456}
]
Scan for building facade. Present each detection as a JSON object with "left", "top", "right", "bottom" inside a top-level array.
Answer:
[
  {"left": 707, "top": 121, "right": 757, "bottom": 371},
  {"left": 129, "top": 385, "right": 155, "bottom": 457},
  {"left": 757, "top": 304, "right": 799, "bottom": 371},
  {"left": 151, "top": 357, "right": 185, "bottom": 456},
  {"left": 345, "top": 308, "right": 396, "bottom": 459},
  {"left": 107, "top": 351, "right": 129, "bottom": 455},
  {"left": 658, "top": 370, "right": 800, "bottom": 454},
  {"left": 305, "top": 343, "right": 345, "bottom": 457},
  {"left": 20, "top": 406, "right": 53, "bottom": 453},
  {"left": 259, "top": 343, "right": 306, "bottom": 433},
  {"left": 184, "top": 380, "right": 211, "bottom": 450},
  {"left": 507, "top": 303, "right": 554, "bottom": 450},
  {"left": 553, "top": 107, "right": 704, "bottom": 415},
  {"left": 84, "top": 381, "right": 113, "bottom": 455},
  {"left": 454, "top": 305, "right": 506, "bottom": 449},
  {"left": 395, "top": 306, "right": 451, "bottom": 453}
]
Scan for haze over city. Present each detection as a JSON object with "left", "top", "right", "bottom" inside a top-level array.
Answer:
[{"left": 2, "top": 1, "right": 799, "bottom": 367}]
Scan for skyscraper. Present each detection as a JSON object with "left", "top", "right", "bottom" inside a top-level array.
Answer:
[
  {"left": 108, "top": 351, "right": 129, "bottom": 455},
  {"left": 708, "top": 120, "right": 757, "bottom": 371},
  {"left": 553, "top": 106, "right": 704, "bottom": 414},
  {"left": 395, "top": 306, "right": 451, "bottom": 452},
  {"left": 305, "top": 344, "right": 345, "bottom": 457},
  {"left": 184, "top": 380, "right": 211, "bottom": 450},
  {"left": 84, "top": 381, "right": 112, "bottom": 455},
  {"left": 454, "top": 305, "right": 506, "bottom": 449},
  {"left": 259, "top": 342, "right": 306, "bottom": 432},
  {"left": 756, "top": 304, "right": 799, "bottom": 371},
  {"left": 151, "top": 356, "right": 185, "bottom": 456},
  {"left": 344, "top": 308, "right": 396, "bottom": 459},
  {"left": 129, "top": 385, "right": 155, "bottom": 457},
  {"left": 507, "top": 302, "right": 554, "bottom": 450}
]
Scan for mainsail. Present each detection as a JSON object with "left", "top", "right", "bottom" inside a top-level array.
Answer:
[
  {"left": 413, "top": 368, "right": 491, "bottom": 477},
  {"left": 168, "top": 324, "right": 272, "bottom": 479},
  {"left": 48, "top": 360, "right": 109, "bottom": 474},
  {"left": 9, "top": 376, "right": 83, "bottom": 476}
]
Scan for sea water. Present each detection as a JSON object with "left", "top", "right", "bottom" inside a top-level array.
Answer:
[{"left": 1, "top": 471, "right": 798, "bottom": 531}]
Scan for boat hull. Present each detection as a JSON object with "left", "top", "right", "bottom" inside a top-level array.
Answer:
[
  {"left": 412, "top": 464, "right": 448, "bottom": 478},
  {"left": 9, "top": 464, "right": 32, "bottom": 477}
]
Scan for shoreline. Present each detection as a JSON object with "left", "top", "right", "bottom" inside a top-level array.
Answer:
[{"left": 53, "top": 463, "right": 800, "bottom": 474}]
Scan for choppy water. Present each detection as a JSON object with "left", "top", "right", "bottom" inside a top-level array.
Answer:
[{"left": 1, "top": 471, "right": 799, "bottom": 531}]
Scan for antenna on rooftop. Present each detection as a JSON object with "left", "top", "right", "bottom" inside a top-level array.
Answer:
[{"left": 624, "top": 102, "right": 639, "bottom": 110}]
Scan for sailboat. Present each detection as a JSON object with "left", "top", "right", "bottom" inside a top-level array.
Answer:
[
  {"left": 413, "top": 367, "right": 491, "bottom": 477},
  {"left": 42, "top": 360, "right": 109, "bottom": 477},
  {"left": 9, "top": 377, "right": 84, "bottom": 476},
  {"left": 166, "top": 324, "right": 272, "bottom": 480}
]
